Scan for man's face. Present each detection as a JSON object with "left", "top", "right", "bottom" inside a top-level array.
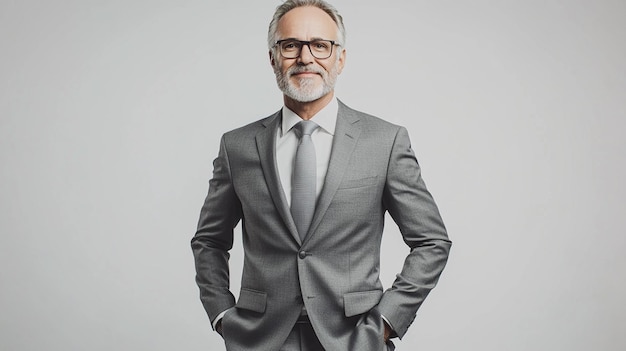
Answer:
[{"left": 270, "top": 6, "right": 346, "bottom": 103}]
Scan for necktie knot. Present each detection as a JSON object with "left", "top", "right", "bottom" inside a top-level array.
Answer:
[{"left": 294, "top": 120, "right": 320, "bottom": 138}]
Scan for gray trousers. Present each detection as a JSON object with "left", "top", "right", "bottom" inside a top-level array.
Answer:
[
  {"left": 278, "top": 320, "right": 395, "bottom": 351},
  {"left": 279, "top": 320, "right": 325, "bottom": 351}
]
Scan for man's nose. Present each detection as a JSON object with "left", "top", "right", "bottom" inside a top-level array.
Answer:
[{"left": 297, "top": 43, "right": 315, "bottom": 64}]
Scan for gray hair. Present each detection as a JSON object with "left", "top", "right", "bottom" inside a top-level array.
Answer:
[{"left": 267, "top": 0, "right": 346, "bottom": 50}]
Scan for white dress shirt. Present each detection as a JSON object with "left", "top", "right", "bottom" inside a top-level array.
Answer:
[{"left": 276, "top": 97, "right": 337, "bottom": 206}]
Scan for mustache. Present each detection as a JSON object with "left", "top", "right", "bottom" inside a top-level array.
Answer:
[{"left": 288, "top": 65, "right": 325, "bottom": 76}]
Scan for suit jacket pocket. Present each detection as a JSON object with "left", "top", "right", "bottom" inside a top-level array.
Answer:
[
  {"left": 338, "top": 175, "right": 379, "bottom": 190},
  {"left": 235, "top": 288, "right": 267, "bottom": 313},
  {"left": 343, "top": 289, "right": 383, "bottom": 317}
]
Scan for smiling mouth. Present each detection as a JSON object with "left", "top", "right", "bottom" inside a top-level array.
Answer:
[{"left": 292, "top": 72, "right": 320, "bottom": 77}]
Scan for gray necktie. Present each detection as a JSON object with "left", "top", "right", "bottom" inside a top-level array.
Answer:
[{"left": 291, "top": 120, "right": 320, "bottom": 241}]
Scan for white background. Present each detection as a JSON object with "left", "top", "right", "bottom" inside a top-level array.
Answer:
[{"left": 1, "top": 0, "right": 624, "bottom": 350}]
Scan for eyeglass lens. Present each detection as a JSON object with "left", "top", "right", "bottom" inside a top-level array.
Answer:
[{"left": 279, "top": 40, "right": 334, "bottom": 59}]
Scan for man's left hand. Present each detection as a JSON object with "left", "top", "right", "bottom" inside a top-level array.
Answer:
[{"left": 383, "top": 320, "right": 393, "bottom": 342}]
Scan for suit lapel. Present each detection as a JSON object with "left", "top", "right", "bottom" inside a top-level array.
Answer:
[
  {"left": 256, "top": 111, "right": 302, "bottom": 245},
  {"left": 305, "top": 101, "right": 362, "bottom": 244}
]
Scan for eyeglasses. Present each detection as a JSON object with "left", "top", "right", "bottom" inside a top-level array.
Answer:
[{"left": 275, "top": 39, "right": 340, "bottom": 59}]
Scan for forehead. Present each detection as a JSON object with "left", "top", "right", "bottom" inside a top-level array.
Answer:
[{"left": 276, "top": 6, "right": 339, "bottom": 40}]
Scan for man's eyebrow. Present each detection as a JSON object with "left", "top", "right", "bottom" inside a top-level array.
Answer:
[
  {"left": 276, "top": 37, "right": 299, "bottom": 42},
  {"left": 277, "top": 37, "right": 333, "bottom": 42},
  {"left": 308, "top": 37, "right": 334, "bottom": 41}
]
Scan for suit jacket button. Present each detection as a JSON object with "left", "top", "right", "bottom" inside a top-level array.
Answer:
[{"left": 298, "top": 251, "right": 307, "bottom": 259}]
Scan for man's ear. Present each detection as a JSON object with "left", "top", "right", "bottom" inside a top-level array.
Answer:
[
  {"left": 337, "top": 48, "right": 347, "bottom": 74},
  {"left": 269, "top": 50, "right": 276, "bottom": 68}
]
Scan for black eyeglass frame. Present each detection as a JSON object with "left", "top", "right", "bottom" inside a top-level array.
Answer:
[{"left": 274, "top": 39, "right": 341, "bottom": 59}]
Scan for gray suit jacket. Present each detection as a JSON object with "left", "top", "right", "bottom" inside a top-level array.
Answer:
[{"left": 192, "top": 101, "right": 451, "bottom": 350}]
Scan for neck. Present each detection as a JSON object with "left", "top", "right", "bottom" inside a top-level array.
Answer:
[{"left": 284, "top": 92, "right": 334, "bottom": 120}]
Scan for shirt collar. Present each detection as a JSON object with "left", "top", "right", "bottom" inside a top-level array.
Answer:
[{"left": 280, "top": 97, "right": 338, "bottom": 137}]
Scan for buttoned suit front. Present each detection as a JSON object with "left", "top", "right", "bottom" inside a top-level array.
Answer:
[{"left": 192, "top": 101, "right": 451, "bottom": 350}]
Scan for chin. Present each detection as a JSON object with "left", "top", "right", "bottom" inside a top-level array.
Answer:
[
  {"left": 284, "top": 85, "right": 326, "bottom": 103},
  {"left": 297, "top": 87, "right": 330, "bottom": 101}
]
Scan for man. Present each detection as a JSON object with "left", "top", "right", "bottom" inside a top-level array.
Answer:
[{"left": 191, "top": 1, "right": 451, "bottom": 350}]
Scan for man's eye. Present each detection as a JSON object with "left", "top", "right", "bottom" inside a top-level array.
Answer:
[
  {"left": 313, "top": 42, "right": 329, "bottom": 49},
  {"left": 282, "top": 42, "right": 299, "bottom": 50}
]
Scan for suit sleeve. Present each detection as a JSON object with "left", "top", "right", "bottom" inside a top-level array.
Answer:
[
  {"left": 377, "top": 127, "right": 452, "bottom": 338},
  {"left": 191, "top": 135, "right": 242, "bottom": 327}
]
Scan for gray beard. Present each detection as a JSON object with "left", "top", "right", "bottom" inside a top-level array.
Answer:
[{"left": 274, "top": 62, "right": 339, "bottom": 102}]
